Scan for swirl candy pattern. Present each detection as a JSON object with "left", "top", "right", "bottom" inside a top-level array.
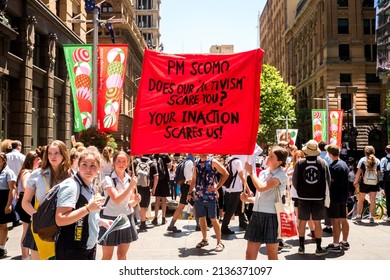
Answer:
[
  {"left": 104, "top": 100, "right": 119, "bottom": 115},
  {"left": 72, "top": 48, "right": 91, "bottom": 63},
  {"left": 74, "top": 61, "right": 91, "bottom": 76},
  {"left": 313, "top": 111, "right": 322, "bottom": 119},
  {"left": 105, "top": 87, "right": 121, "bottom": 100},
  {"left": 81, "top": 112, "right": 92, "bottom": 129},
  {"left": 103, "top": 113, "right": 117, "bottom": 128}
]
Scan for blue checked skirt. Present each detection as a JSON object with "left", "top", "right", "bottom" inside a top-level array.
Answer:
[
  {"left": 244, "top": 212, "right": 278, "bottom": 244},
  {"left": 98, "top": 213, "right": 138, "bottom": 246}
]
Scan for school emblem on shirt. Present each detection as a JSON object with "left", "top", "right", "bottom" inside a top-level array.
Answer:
[{"left": 304, "top": 165, "right": 320, "bottom": 184}]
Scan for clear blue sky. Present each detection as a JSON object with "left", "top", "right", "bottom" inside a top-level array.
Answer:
[{"left": 159, "top": 0, "right": 267, "bottom": 54}]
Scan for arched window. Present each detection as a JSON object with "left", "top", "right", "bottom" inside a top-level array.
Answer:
[{"left": 101, "top": 2, "right": 113, "bottom": 13}]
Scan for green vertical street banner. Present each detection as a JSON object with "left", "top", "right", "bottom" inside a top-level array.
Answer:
[
  {"left": 64, "top": 45, "right": 93, "bottom": 132},
  {"left": 312, "top": 109, "right": 327, "bottom": 143}
]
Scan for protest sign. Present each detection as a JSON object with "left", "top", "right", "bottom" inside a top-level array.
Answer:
[{"left": 131, "top": 48, "right": 264, "bottom": 155}]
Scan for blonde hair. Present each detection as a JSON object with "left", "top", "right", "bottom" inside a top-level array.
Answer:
[
  {"left": 364, "top": 145, "right": 376, "bottom": 170},
  {"left": 79, "top": 146, "right": 101, "bottom": 168},
  {"left": 102, "top": 146, "right": 113, "bottom": 163}
]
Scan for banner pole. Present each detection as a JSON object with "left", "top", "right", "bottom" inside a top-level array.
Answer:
[{"left": 242, "top": 155, "right": 250, "bottom": 213}]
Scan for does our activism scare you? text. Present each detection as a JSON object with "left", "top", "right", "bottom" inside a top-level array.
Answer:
[{"left": 146, "top": 59, "right": 246, "bottom": 140}]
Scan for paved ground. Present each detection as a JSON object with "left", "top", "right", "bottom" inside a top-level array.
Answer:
[{"left": 2, "top": 213, "right": 390, "bottom": 260}]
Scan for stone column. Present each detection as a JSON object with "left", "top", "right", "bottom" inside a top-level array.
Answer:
[
  {"left": 39, "top": 33, "right": 57, "bottom": 145},
  {"left": 9, "top": 16, "right": 37, "bottom": 153}
]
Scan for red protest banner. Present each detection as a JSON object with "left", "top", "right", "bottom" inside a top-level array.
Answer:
[
  {"left": 131, "top": 48, "right": 264, "bottom": 155},
  {"left": 97, "top": 44, "right": 128, "bottom": 132}
]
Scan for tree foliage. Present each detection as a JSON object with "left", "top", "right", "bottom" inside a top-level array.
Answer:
[
  {"left": 77, "top": 127, "right": 117, "bottom": 152},
  {"left": 258, "top": 64, "right": 296, "bottom": 146}
]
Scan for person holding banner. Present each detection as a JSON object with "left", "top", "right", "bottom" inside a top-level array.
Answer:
[
  {"left": 55, "top": 146, "right": 112, "bottom": 260},
  {"left": 187, "top": 154, "right": 228, "bottom": 252},
  {"left": 241, "top": 145, "right": 288, "bottom": 260},
  {"left": 98, "top": 151, "right": 140, "bottom": 260}
]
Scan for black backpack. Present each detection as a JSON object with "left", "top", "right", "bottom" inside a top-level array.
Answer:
[
  {"left": 383, "top": 158, "right": 390, "bottom": 182},
  {"left": 224, "top": 157, "right": 239, "bottom": 188},
  {"left": 32, "top": 179, "right": 81, "bottom": 242},
  {"left": 32, "top": 184, "right": 61, "bottom": 242}
]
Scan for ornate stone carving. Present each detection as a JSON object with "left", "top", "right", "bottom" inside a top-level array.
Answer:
[
  {"left": 26, "top": 16, "right": 37, "bottom": 54},
  {"left": 48, "top": 33, "right": 58, "bottom": 68}
]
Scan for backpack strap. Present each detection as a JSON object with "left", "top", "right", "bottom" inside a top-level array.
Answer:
[
  {"left": 102, "top": 171, "right": 116, "bottom": 208},
  {"left": 229, "top": 158, "right": 239, "bottom": 188}
]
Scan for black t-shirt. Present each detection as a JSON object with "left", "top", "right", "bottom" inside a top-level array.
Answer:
[{"left": 329, "top": 159, "right": 349, "bottom": 202}]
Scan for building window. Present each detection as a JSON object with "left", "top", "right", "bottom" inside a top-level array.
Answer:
[
  {"left": 339, "top": 44, "right": 350, "bottom": 61},
  {"left": 320, "top": 76, "right": 324, "bottom": 89},
  {"left": 56, "top": 0, "right": 60, "bottom": 15},
  {"left": 32, "top": 88, "right": 40, "bottom": 148},
  {"left": 341, "top": 94, "right": 352, "bottom": 111},
  {"left": 138, "top": 0, "right": 152, "bottom": 10},
  {"left": 366, "top": 74, "right": 380, "bottom": 83},
  {"left": 363, "top": 19, "right": 375, "bottom": 35},
  {"left": 101, "top": 3, "right": 113, "bottom": 13},
  {"left": 364, "top": 44, "right": 377, "bottom": 61},
  {"left": 33, "top": 33, "right": 43, "bottom": 69},
  {"left": 362, "top": 0, "right": 374, "bottom": 8},
  {"left": 338, "top": 19, "right": 349, "bottom": 34},
  {"left": 143, "top": 33, "right": 154, "bottom": 48},
  {"left": 337, "top": 0, "right": 348, "bottom": 7},
  {"left": 137, "top": 15, "right": 153, "bottom": 28},
  {"left": 367, "top": 94, "right": 380, "bottom": 113},
  {"left": 363, "top": 19, "right": 370, "bottom": 34},
  {"left": 299, "top": 89, "right": 308, "bottom": 109},
  {"left": 340, "top": 73, "right": 352, "bottom": 84}
]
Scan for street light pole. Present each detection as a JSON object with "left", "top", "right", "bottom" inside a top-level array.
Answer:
[
  {"left": 326, "top": 93, "right": 329, "bottom": 143},
  {"left": 92, "top": 7, "right": 99, "bottom": 128}
]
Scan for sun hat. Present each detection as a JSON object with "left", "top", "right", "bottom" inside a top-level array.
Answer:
[{"left": 302, "top": 139, "right": 321, "bottom": 156}]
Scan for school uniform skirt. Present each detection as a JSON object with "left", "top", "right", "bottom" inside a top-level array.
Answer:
[
  {"left": 98, "top": 213, "right": 138, "bottom": 246},
  {"left": 244, "top": 211, "right": 278, "bottom": 244},
  {"left": 0, "top": 189, "right": 16, "bottom": 224},
  {"left": 15, "top": 192, "right": 31, "bottom": 223}
]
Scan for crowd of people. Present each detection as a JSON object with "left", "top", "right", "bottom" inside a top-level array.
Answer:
[{"left": 0, "top": 137, "right": 389, "bottom": 260}]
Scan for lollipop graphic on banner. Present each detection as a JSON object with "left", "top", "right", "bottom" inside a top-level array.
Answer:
[
  {"left": 313, "top": 111, "right": 324, "bottom": 143},
  {"left": 72, "top": 48, "right": 93, "bottom": 129},
  {"left": 329, "top": 111, "right": 340, "bottom": 145}
]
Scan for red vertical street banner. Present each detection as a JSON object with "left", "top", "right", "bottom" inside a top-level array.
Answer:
[
  {"left": 63, "top": 45, "right": 93, "bottom": 132},
  {"left": 312, "top": 109, "right": 327, "bottom": 143},
  {"left": 131, "top": 48, "right": 264, "bottom": 155},
  {"left": 97, "top": 44, "right": 128, "bottom": 132},
  {"left": 328, "top": 110, "right": 344, "bottom": 147}
]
